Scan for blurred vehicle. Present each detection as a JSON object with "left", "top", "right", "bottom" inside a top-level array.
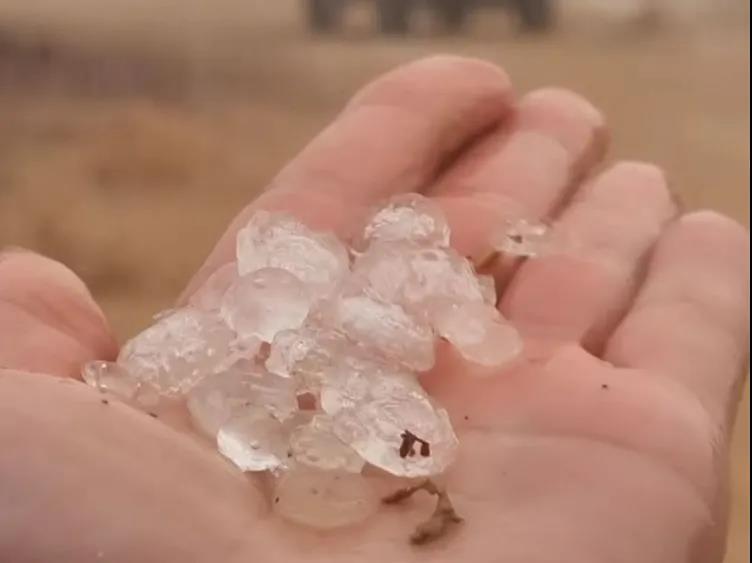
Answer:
[{"left": 307, "top": 0, "right": 554, "bottom": 34}]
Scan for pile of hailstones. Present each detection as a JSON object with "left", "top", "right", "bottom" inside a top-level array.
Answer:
[{"left": 83, "top": 194, "right": 549, "bottom": 530}]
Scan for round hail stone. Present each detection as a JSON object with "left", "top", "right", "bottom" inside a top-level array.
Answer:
[
  {"left": 360, "top": 193, "right": 451, "bottom": 249},
  {"left": 352, "top": 243, "right": 485, "bottom": 315},
  {"left": 217, "top": 407, "right": 291, "bottom": 472},
  {"left": 189, "top": 261, "right": 239, "bottom": 311},
  {"left": 221, "top": 268, "right": 312, "bottom": 343},
  {"left": 265, "top": 328, "right": 318, "bottom": 378},
  {"left": 81, "top": 360, "right": 160, "bottom": 408},
  {"left": 319, "top": 355, "right": 390, "bottom": 416},
  {"left": 273, "top": 466, "right": 377, "bottom": 530},
  {"left": 212, "top": 335, "right": 263, "bottom": 374},
  {"left": 187, "top": 367, "right": 298, "bottom": 438},
  {"left": 117, "top": 308, "right": 235, "bottom": 396},
  {"left": 319, "top": 294, "right": 435, "bottom": 372},
  {"left": 433, "top": 301, "right": 523, "bottom": 368},
  {"left": 333, "top": 401, "right": 458, "bottom": 478},
  {"left": 322, "top": 364, "right": 458, "bottom": 477},
  {"left": 236, "top": 211, "right": 349, "bottom": 296},
  {"left": 265, "top": 327, "right": 350, "bottom": 394},
  {"left": 492, "top": 218, "right": 552, "bottom": 257},
  {"left": 289, "top": 414, "right": 364, "bottom": 473}
]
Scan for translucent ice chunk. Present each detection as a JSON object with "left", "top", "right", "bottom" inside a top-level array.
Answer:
[
  {"left": 273, "top": 466, "right": 377, "bottom": 529},
  {"left": 359, "top": 193, "right": 450, "bottom": 249},
  {"left": 289, "top": 414, "right": 364, "bottom": 473},
  {"left": 352, "top": 243, "right": 485, "bottom": 314},
  {"left": 433, "top": 301, "right": 523, "bottom": 368},
  {"left": 236, "top": 211, "right": 349, "bottom": 296},
  {"left": 81, "top": 360, "right": 160, "bottom": 409},
  {"left": 118, "top": 308, "right": 235, "bottom": 396},
  {"left": 318, "top": 294, "right": 435, "bottom": 372},
  {"left": 265, "top": 327, "right": 350, "bottom": 394},
  {"left": 333, "top": 399, "right": 458, "bottom": 478},
  {"left": 477, "top": 274, "right": 497, "bottom": 306},
  {"left": 492, "top": 218, "right": 552, "bottom": 257},
  {"left": 189, "top": 262, "right": 239, "bottom": 311},
  {"left": 217, "top": 407, "right": 290, "bottom": 472},
  {"left": 212, "top": 335, "right": 263, "bottom": 374},
  {"left": 221, "top": 267, "right": 312, "bottom": 343},
  {"left": 322, "top": 363, "right": 458, "bottom": 477},
  {"left": 187, "top": 367, "right": 297, "bottom": 438}
]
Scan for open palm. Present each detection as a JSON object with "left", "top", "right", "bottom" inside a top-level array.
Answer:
[{"left": 1, "top": 57, "right": 748, "bottom": 563}]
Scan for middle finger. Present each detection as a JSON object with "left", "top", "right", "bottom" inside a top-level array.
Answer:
[{"left": 429, "top": 88, "right": 607, "bottom": 272}]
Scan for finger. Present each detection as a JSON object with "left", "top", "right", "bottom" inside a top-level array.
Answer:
[
  {"left": 0, "top": 250, "right": 118, "bottom": 378},
  {"left": 604, "top": 211, "right": 750, "bottom": 425},
  {"left": 429, "top": 88, "right": 607, "bottom": 263},
  {"left": 182, "top": 56, "right": 513, "bottom": 301},
  {"left": 500, "top": 162, "right": 677, "bottom": 353},
  {"left": 0, "top": 370, "right": 264, "bottom": 563}
]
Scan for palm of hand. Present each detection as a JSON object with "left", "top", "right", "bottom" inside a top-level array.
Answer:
[{"left": 1, "top": 57, "right": 747, "bottom": 563}]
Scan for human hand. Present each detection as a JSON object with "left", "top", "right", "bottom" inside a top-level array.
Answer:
[{"left": 1, "top": 57, "right": 748, "bottom": 563}]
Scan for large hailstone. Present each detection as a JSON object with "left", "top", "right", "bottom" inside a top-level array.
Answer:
[
  {"left": 236, "top": 211, "right": 349, "bottom": 296},
  {"left": 358, "top": 193, "right": 451, "bottom": 249},
  {"left": 220, "top": 267, "right": 312, "bottom": 342},
  {"left": 265, "top": 326, "right": 351, "bottom": 394},
  {"left": 432, "top": 301, "right": 523, "bottom": 368},
  {"left": 117, "top": 308, "right": 235, "bottom": 396},
  {"left": 217, "top": 407, "right": 292, "bottom": 472},
  {"left": 321, "top": 361, "right": 458, "bottom": 478},
  {"left": 81, "top": 360, "right": 160, "bottom": 409},
  {"left": 352, "top": 242, "right": 486, "bottom": 315},
  {"left": 316, "top": 292, "right": 435, "bottom": 372},
  {"left": 189, "top": 261, "right": 239, "bottom": 312},
  {"left": 289, "top": 414, "right": 365, "bottom": 473},
  {"left": 273, "top": 466, "right": 377, "bottom": 529},
  {"left": 187, "top": 367, "right": 298, "bottom": 438}
]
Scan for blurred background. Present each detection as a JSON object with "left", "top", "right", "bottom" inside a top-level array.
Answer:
[{"left": 0, "top": 0, "right": 748, "bottom": 560}]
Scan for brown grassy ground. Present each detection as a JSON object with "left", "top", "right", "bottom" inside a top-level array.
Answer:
[{"left": 0, "top": 3, "right": 748, "bottom": 560}]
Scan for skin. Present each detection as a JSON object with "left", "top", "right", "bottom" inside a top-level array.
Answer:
[{"left": 0, "top": 56, "right": 748, "bottom": 563}]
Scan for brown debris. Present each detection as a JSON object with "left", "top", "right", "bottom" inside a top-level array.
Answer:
[
  {"left": 399, "top": 430, "right": 431, "bottom": 459},
  {"left": 476, "top": 251, "right": 499, "bottom": 272},
  {"left": 383, "top": 479, "right": 463, "bottom": 545}
]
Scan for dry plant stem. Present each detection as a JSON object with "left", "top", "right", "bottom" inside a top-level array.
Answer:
[
  {"left": 383, "top": 479, "right": 463, "bottom": 545},
  {"left": 476, "top": 250, "right": 500, "bottom": 273}
]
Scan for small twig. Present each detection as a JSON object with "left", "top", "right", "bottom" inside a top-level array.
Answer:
[
  {"left": 382, "top": 479, "right": 463, "bottom": 545},
  {"left": 476, "top": 251, "right": 499, "bottom": 272}
]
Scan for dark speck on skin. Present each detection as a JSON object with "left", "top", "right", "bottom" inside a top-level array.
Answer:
[
  {"left": 274, "top": 497, "right": 280, "bottom": 504},
  {"left": 100, "top": 399, "right": 109, "bottom": 405},
  {"left": 601, "top": 384, "right": 610, "bottom": 390},
  {"left": 148, "top": 412, "right": 158, "bottom": 418},
  {"left": 463, "top": 415, "right": 469, "bottom": 421}
]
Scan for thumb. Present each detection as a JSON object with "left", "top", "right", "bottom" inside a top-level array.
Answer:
[{"left": 0, "top": 249, "right": 118, "bottom": 378}]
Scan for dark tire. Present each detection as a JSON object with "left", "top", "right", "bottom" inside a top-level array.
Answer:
[
  {"left": 516, "top": 0, "right": 554, "bottom": 31},
  {"left": 435, "top": 0, "right": 467, "bottom": 32},
  {"left": 378, "top": 0, "right": 411, "bottom": 34},
  {"left": 308, "top": 0, "right": 344, "bottom": 32}
]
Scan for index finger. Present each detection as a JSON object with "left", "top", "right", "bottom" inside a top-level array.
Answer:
[{"left": 181, "top": 56, "right": 513, "bottom": 301}]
